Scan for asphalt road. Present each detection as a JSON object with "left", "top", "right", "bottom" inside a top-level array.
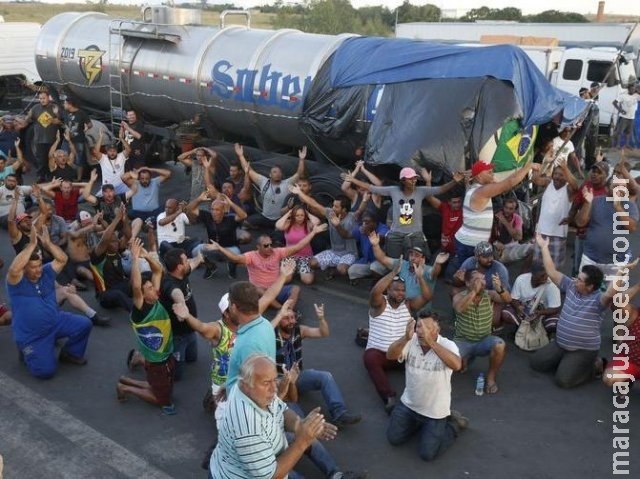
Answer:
[{"left": 0, "top": 152, "right": 638, "bottom": 478}]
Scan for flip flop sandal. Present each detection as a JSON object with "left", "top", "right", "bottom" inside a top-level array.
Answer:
[
  {"left": 126, "top": 349, "right": 143, "bottom": 371},
  {"left": 485, "top": 382, "right": 499, "bottom": 394}
]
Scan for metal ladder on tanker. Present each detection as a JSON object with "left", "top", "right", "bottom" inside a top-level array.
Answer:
[{"left": 108, "top": 20, "right": 127, "bottom": 136}]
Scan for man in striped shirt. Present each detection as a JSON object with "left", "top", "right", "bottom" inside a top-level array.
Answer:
[
  {"left": 530, "top": 234, "right": 615, "bottom": 388},
  {"left": 210, "top": 354, "right": 335, "bottom": 479},
  {"left": 453, "top": 269, "right": 508, "bottom": 394}
]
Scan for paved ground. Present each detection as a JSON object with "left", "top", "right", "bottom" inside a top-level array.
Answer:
[{"left": 0, "top": 150, "right": 639, "bottom": 478}]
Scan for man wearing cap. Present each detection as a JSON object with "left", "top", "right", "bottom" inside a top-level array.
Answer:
[
  {"left": 6, "top": 225, "right": 93, "bottom": 379},
  {"left": 369, "top": 232, "right": 446, "bottom": 312},
  {"left": 345, "top": 167, "right": 463, "bottom": 258},
  {"left": 575, "top": 177, "right": 638, "bottom": 277},
  {"left": 452, "top": 160, "right": 535, "bottom": 273},
  {"left": 90, "top": 127, "right": 130, "bottom": 195},
  {"left": 567, "top": 161, "right": 609, "bottom": 276},
  {"left": 0, "top": 173, "right": 32, "bottom": 229},
  {"left": 83, "top": 168, "right": 137, "bottom": 225},
  {"left": 452, "top": 241, "right": 511, "bottom": 329},
  {"left": 531, "top": 160, "right": 579, "bottom": 268},
  {"left": 453, "top": 269, "right": 508, "bottom": 394}
]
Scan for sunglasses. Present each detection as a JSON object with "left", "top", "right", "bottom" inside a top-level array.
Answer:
[
  {"left": 262, "top": 243, "right": 273, "bottom": 248},
  {"left": 171, "top": 222, "right": 177, "bottom": 232},
  {"left": 392, "top": 275, "right": 405, "bottom": 282}
]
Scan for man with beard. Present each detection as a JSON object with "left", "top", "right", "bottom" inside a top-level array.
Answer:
[
  {"left": 122, "top": 166, "right": 172, "bottom": 222},
  {"left": 62, "top": 97, "right": 92, "bottom": 181},
  {"left": 47, "top": 130, "right": 79, "bottom": 181},
  {"left": 90, "top": 205, "right": 133, "bottom": 313},
  {"left": 6, "top": 226, "right": 93, "bottom": 379},
  {"left": 346, "top": 212, "right": 389, "bottom": 285},
  {"left": 386, "top": 313, "right": 467, "bottom": 461},
  {"left": 121, "top": 110, "right": 146, "bottom": 169},
  {"left": 237, "top": 143, "right": 307, "bottom": 229},
  {"left": 157, "top": 247, "right": 206, "bottom": 381},
  {"left": 22, "top": 90, "right": 62, "bottom": 182},
  {"left": 0, "top": 173, "right": 32, "bottom": 228},
  {"left": 189, "top": 192, "right": 247, "bottom": 279},
  {"left": 273, "top": 303, "right": 362, "bottom": 428},
  {"left": 365, "top": 264, "right": 413, "bottom": 413},
  {"left": 370, "top": 234, "right": 444, "bottom": 313},
  {"left": 40, "top": 177, "right": 87, "bottom": 223},
  {"left": 452, "top": 241, "right": 511, "bottom": 329},
  {"left": 91, "top": 128, "right": 130, "bottom": 194},
  {"left": 83, "top": 168, "right": 137, "bottom": 225},
  {"left": 177, "top": 146, "right": 217, "bottom": 210},
  {"left": 532, "top": 161, "right": 579, "bottom": 268}
]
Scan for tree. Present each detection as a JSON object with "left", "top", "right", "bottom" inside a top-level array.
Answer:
[
  {"left": 396, "top": 1, "right": 441, "bottom": 23},
  {"left": 461, "top": 6, "right": 522, "bottom": 22},
  {"left": 525, "top": 10, "right": 588, "bottom": 22}
]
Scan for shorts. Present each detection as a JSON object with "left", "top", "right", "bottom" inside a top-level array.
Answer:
[
  {"left": 610, "top": 356, "right": 640, "bottom": 379},
  {"left": 145, "top": 355, "right": 176, "bottom": 406},
  {"left": 292, "top": 257, "right": 312, "bottom": 275},
  {"left": 455, "top": 336, "right": 504, "bottom": 360}
]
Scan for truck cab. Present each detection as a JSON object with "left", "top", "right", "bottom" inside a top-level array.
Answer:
[
  {"left": 0, "top": 22, "right": 41, "bottom": 110},
  {"left": 554, "top": 47, "right": 637, "bottom": 132}
]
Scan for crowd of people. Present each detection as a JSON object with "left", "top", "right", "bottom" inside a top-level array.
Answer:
[{"left": 1, "top": 87, "right": 639, "bottom": 477}]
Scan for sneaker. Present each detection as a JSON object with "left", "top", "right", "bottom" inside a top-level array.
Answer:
[
  {"left": 330, "top": 471, "right": 369, "bottom": 479},
  {"left": 161, "top": 404, "right": 177, "bottom": 415},
  {"left": 449, "top": 409, "right": 469, "bottom": 432},
  {"left": 90, "top": 314, "right": 111, "bottom": 327},
  {"left": 227, "top": 263, "right": 237, "bottom": 279},
  {"left": 59, "top": 351, "right": 87, "bottom": 366},
  {"left": 333, "top": 411, "right": 362, "bottom": 428}
]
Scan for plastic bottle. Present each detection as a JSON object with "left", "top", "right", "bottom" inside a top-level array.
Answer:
[{"left": 475, "top": 373, "right": 485, "bottom": 396}]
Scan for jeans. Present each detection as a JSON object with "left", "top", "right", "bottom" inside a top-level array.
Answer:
[
  {"left": 172, "top": 331, "right": 198, "bottom": 381},
  {"left": 530, "top": 340, "right": 598, "bottom": 388},
  {"left": 446, "top": 239, "right": 476, "bottom": 280},
  {"left": 297, "top": 369, "right": 347, "bottom": 421},
  {"left": 98, "top": 282, "right": 133, "bottom": 312},
  {"left": 387, "top": 402, "right": 457, "bottom": 461},
  {"left": 385, "top": 231, "right": 428, "bottom": 259},
  {"left": 363, "top": 348, "right": 404, "bottom": 401},
  {"left": 18, "top": 312, "right": 93, "bottom": 379},
  {"left": 128, "top": 206, "right": 164, "bottom": 223},
  {"left": 207, "top": 247, "right": 241, "bottom": 277},
  {"left": 160, "top": 238, "right": 202, "bottom": 258},
  {"left": 573, "top": 236, "right": 584, "bottom": 276}
]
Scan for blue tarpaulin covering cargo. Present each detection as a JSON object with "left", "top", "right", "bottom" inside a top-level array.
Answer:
[{"left": 301, "top": 37, "right": 589, "bottom": 173}]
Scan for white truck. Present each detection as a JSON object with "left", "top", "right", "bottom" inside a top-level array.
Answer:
[
  {"left": 0, "top": 21, "right": 41, "bottom": 110},
  {"left": 396, "top": 22, "right": 639, "bottom": 132}
]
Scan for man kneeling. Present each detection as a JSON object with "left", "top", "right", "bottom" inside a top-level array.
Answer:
[{"left": 386, "top": 313, "right": 468, "bottom": 461}]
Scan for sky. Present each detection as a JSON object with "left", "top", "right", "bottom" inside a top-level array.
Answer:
[{"left": 33, "top": 1, "right": 640, "bottom": 17}]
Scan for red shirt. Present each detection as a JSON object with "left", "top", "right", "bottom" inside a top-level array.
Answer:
[
  {"left": 54, "top": 189, "right": 80, "bottom": 222},
  {"left": 439, "top": 202, "right": 463, "bottom": 254}
]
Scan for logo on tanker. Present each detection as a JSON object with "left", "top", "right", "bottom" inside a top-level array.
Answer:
[
  {"left": 211, "top": 60, "right": 311, "bottom": 110},
  {"left": 78, "top": 45, "right": 106, "bottom": 86}
]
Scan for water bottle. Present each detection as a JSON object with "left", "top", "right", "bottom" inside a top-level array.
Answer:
[{"left": 475, "top": 373, "right": 485, "bottom": 396}]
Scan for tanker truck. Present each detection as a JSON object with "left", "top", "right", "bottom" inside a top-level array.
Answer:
[{"left": 34, "top": 6, "right": 589, "bottom": 177}]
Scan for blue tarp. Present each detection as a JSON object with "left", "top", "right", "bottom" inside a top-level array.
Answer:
[{"left": 329, "top": 37, "right": 589, "bottom": 128}]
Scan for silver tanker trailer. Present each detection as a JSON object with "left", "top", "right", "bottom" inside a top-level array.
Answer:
[{"left": 34, "top": 6, "right": 589, "bottom": 177}]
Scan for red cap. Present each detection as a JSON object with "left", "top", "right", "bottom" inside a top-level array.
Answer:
[
  {"left": 14, "top": 213, "right": 31, "bottom": 224},
  {"left": 471, "top": 161, "right": 493, "bottom": 177}
]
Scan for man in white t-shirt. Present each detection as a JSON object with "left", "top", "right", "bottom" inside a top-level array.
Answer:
[
  {"left": 500, "top": 264, "right": 562, "bottom": 333},
  {"left": 531, "top": 161, "right": 579, "bottom": 267},
  {"left": 551, "top": 127, "right": 581, "bottom": 175},
  {"left": 386, "top": 313, "right": 468, "bottom": 461},
  {"left": 613, "top": 83, "right": 640, "bottom": 148},
  {"left": 91, "top": 127, "right": 130, "bottom": 195}
]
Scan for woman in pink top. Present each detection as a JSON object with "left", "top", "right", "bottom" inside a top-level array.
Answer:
[{"left": 276, "top": 205, "right": 320, "bottom": 284}]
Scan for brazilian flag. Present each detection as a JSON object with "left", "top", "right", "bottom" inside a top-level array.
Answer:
[{"left": 491, "top": 119, "right": 537, "bottom": 173}]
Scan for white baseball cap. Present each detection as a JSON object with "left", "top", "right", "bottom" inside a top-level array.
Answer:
[{"left": 218, "top": 293, "right": 230, "bottom": 314}]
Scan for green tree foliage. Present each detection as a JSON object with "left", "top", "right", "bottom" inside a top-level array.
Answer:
[
  {"left": 525, "top": 10, "right": 589, "bottom": 23},
  {"left": 461, "top": 7, "right": 522, "bottom": 22},
  {"left": 396, "top": 0, "right": 441, "bottom": 23}
]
